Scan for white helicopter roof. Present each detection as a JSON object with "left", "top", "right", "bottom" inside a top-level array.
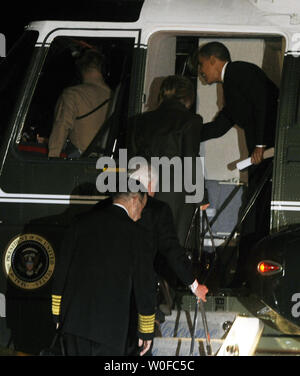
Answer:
[
  {"left": 27, "top": 0, "right": 300, "bottom": 49},
  {"left": 140, "top": 0, "right": 300, "bottom": 28}
]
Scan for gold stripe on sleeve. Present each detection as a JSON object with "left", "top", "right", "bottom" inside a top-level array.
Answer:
[
  {"left": 138, "top": 313, "right": 155, "bottom": 334},
  {"left": 52, "top": 295, "right": 62, "bottom": 316}
]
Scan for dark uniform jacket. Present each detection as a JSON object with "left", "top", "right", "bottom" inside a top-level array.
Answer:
[
  {"left": 201, "top": 61, "right": 279, "bottom": 153},
  {"left": 127, "top": 98, "right": 204, "bottom": 246},
  {"left": 94, "top": 197, "right": 195, "bottom": 286},
  {"left": 51, "top": 204, "right": 156, "bottom": 356}
]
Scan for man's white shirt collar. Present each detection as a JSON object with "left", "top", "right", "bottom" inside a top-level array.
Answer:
[
  {"left": 221, "top": 61, "right": 229, "bottom": 82},
  {"left": 113, "top": 203, "right": 129, "bottom": 216}
]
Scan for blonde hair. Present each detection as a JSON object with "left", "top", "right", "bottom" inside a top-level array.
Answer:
[{"left": 158, "top": 75, "right": 195, "bottom": 106}]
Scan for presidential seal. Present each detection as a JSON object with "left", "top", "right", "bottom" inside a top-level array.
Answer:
[{"left": 3, "top": 234, "right": 55, "bottom": 290}]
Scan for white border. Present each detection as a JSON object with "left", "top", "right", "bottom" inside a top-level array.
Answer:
[
  {"left": 271, "top": 201, "right": 300, "bottom": 211},
  {"left": 0, "top": 188, "right": 106, "bottom": 205}
]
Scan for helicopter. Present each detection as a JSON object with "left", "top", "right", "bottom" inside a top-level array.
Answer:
[{"left": 0, "top": 0, "right": 299, "bottom": 354}]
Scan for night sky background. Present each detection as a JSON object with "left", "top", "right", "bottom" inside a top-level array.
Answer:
[
  {"left": 0, "top": 1, "right": 70, "bottom": 51},
  {"left": 0, "top": 0, "right": 144, "bottom": 53}
]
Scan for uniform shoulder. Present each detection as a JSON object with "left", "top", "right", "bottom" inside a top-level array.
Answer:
[
  {"left": 73, "top": 206, "right": 104, "bottom": 225},
  {"left": 75, "top": 203, "right": 137, "bottom": 230}
]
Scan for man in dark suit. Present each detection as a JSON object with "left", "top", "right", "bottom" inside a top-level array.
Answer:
[
  {"left": 94, "top": 164, "right": 209, "bottom": 302},
  {"left": 197, "top": 42, "right": 278, "bottom": 282},
  {"left": 51, "top": 186, "right": 156, "bottom": 356},
  {"left": 197, "top": 41, "right": 279, "bottom": 165},
  {"left": 90, "top": 164, "right": 208, "bottom": 355}
]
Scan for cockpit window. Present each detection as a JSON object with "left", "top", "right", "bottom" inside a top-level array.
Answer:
[
  {"left": 0, "top": 31, "right": 38, "bottom": 140},
  {"left": 18, "top": 35, "right": 134, "bottom": 160}
]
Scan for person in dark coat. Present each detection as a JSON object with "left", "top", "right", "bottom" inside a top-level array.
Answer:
[
  {"left": 128, "top": 163, "right": 208, "bottom": 298},
  {"left": 127, "top": 75, "right": 205, "bottom": 248},
  {"left": 51, "top": 187, "right": 156, "bottom": 356},
  {"left": 197, "top": 41, "right": 279, "bottom": 164},
  {"left": 126, "top": 163, "right": 208, "bottom": 355},
  {"left": 197, "top": 41, "right": 279, "bottom": 281}
]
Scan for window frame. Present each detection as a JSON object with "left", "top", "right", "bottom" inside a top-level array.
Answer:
[{"left": 11, "top": 27, "right": 142, "bottom": 164}]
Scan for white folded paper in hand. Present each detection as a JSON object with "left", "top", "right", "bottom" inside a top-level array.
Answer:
[{"left": 236, "top": 148, "right": 274, "bottom": 170}]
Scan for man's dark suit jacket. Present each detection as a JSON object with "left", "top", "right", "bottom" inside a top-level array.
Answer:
[
  {"left": 202, "top": 61, "right": 279, "bottom": 153},
  {"left": 51, "top": 204, "right": 156, "bottom": 356}
]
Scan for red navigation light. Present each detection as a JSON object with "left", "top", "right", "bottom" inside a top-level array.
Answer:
[{"left": 257, "top": 260, "right": 282, "bottom": 275}]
